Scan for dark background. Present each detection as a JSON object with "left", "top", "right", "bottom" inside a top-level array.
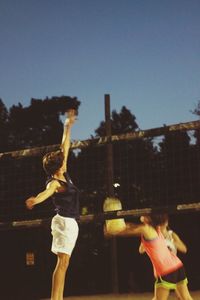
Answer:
[{"left": 0, "top": 97, "right": 200, "bottom": 299}]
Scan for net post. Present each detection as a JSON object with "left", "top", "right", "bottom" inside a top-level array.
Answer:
[{"left": 104, "top": 94, "right": 119, "bottom": 293}]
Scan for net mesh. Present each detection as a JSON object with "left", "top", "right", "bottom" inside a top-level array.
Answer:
[
  {"left": 0, "top": 120, "right": 200, "bottom": 225},
  {"left": 0, "top": 121, "right": 200, "bottom": 298}
]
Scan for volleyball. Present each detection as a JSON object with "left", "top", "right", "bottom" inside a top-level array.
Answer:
[{"left": 103, "top": 197, "right": 126, "bottom": 234}]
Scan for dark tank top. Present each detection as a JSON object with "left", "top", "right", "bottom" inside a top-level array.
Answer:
[{"left": 47, "top": 172, "right": 79, "bottom": 219}]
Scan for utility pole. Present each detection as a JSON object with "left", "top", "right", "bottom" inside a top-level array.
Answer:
[{"left": 104, "top": 94, "right": 119, "bottom": 293}]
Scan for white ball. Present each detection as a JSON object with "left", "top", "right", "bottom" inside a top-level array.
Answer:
[{"left": 103, "top": 197, "right": 126, "bottom": 234}]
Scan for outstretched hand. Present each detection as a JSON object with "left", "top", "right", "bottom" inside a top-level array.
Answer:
[
  {"left": 25, "top": 197, "right": 35, "bottom": 210},
  {"left": 104, "top": 225, "right": 115, "bottom": 238},
  {"left": 65, "top": 109, "right": 77, "bottom": 126}
]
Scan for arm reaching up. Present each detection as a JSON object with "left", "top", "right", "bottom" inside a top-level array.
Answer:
[{"left": 61, "top": 109, "right": 77, "bottom": 173}]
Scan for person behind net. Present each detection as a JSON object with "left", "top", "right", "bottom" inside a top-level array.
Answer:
[
  {"left": 104, "top": 212, "right": 193, "bottom": 300},
  {"left": 139, "top": 214, "right": 187, "bottom": 300},
  {"left": 26, "top": 109, "right": 79, "bottom": 300}
]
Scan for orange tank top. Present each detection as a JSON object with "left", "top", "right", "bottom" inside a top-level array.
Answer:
[{"left": 141, "top": 228, "right": 183, "bottom": 277}]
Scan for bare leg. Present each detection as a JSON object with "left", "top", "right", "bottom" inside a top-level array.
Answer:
[
  {"left": 154, "top": 286, "right": 170, "bottom": 300},
  {"left": 152, "top": 284, "right": 156, "bottom": 300},
  {"left": 175, "top": 288, "right": 181, "bottom": 299},
  {"left": 175, "top": 282, "right": 193, "bottom": 300},
  {"left": 51, "top": 252, "right": 70, "bottom": 300}
]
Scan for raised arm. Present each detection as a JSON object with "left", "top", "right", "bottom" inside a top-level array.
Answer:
[
  {"left": 118, "top": 222, "right": 146, "bottom": 236},
  {"left": 25, "top": 180, "right": 59, "bottom": 210},
  {"left": 60, "top": 109, "right": 76, "bottom": 173},
  {"left": 104, "top": 222, "right": 146, "bottom": 238}
]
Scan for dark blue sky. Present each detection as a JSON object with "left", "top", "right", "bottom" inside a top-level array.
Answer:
[{"left": 0, "top": 0, "right": 200, "bottom": 140}]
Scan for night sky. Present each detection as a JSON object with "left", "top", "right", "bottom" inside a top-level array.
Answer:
[{"left": 0, "top": 0, "right": 200, "bottom": 140}]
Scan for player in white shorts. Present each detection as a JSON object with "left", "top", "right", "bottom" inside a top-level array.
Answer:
[{"left": 26, "top": 109, "right": 79, "bottom": 300}]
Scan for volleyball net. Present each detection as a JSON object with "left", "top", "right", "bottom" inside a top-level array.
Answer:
[
  {"left": 1, "top": 120, "right": 200, "bottom": 298},
  {"left": 0, "top": 119, "right": 200, "bottom": 229}
]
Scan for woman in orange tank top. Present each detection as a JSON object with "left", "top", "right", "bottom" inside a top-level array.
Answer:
[{"left": 105, "top": 212, "right": 193, "bottom": 300}]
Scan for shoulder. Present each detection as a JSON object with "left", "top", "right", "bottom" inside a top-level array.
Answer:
[
  {"left": 167, "top": 229, "right": 173, "bottom": 235},
  {"left": 46, "top": 179, "right": 60, "bottom": 190},
  {"left": 142, "top": 224, "right": 158, "bottom": 239},
  {"left": 139, "top": 223, "right": 149, "bottom": 232}
]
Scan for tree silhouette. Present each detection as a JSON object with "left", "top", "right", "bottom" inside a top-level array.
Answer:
[
  {"left": 0, "top": 96, "right": 80, "bottom": 151},
  {"left": 95, "top": 106, "right": 138, "bottom": 136},
  {"left": 191, "top": 101, "right": 200, "bottom": 145},
  {"left": 74, "top": 106, "right": 157, "bottom": 212},
  {"left": 158, "top": 131, "right": 192, "bottom": 205},
  {"left": 0, "top": 99, "right": 9, "bottom": 152},
  {"left": 0, "top": 96, "right": 81, "bottom": 220}
]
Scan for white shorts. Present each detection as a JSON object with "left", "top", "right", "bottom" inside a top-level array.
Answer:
[{"left": 51, "top": 214, "right": 79, "bottom": 256}]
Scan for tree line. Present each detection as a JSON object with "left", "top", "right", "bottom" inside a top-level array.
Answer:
[
  {"left": 0, "top": 96, "right": 80, "bottom": 152},
  {"left": 0, "top": 96, "right": 200, "bottom": 221}
]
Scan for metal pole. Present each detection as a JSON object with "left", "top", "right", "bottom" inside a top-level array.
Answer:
[
  {"left": 105, "top": 94, "right": 114, "bottom": 197},
  {"left": 104, "top": 94, "right": 119, "bottom": 293}
]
